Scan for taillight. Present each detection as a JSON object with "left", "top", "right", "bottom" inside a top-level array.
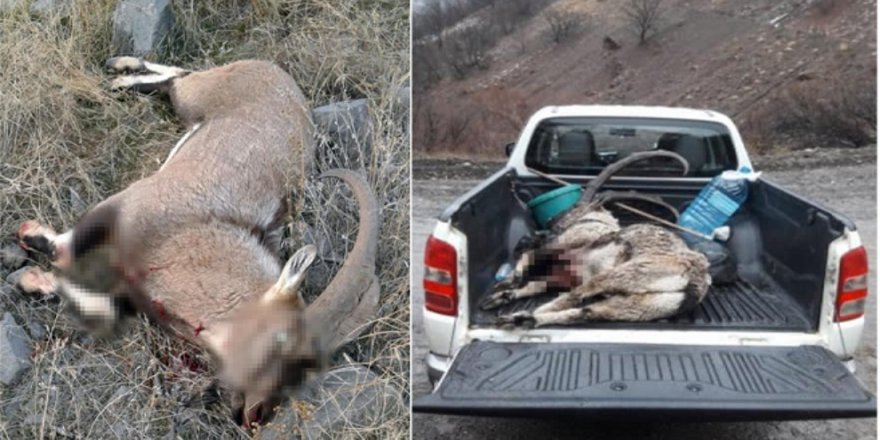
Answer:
[
  {"left": 835, "top": 246, "right": 869, "bottom": 322},
  {"left": 424, "top": 236, "right": 458, "bottom": 315}
]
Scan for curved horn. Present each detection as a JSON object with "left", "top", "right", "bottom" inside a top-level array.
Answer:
[
  {"left": 582, "top": 151, "right": 689, "bottom": 203},
  {"left": 304, "top": 169, "right": 380, "bottom": 352},
  {"left": 595, "top": 191, "right": 681, "bottom": 222}
]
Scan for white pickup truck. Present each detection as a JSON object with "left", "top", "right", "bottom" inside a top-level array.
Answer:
[{"left": 414, "top": 106, "right": 875, "bottom": 420}]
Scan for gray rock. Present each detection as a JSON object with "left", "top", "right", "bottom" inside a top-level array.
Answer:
[
  {"left": 0, "top": 244, "right": 27, "bottom": 270},
  {"left": 111, "top": 0, "right": 174, "bottom": 56},
  {"left": 257, "top": 366, "right": 404, "bottom": 439},
  {"left": 0, "top": 284, "right": 14, "bottom": 299},
  {"left": 0, "top": 312, "right": 32, "bottom": 386},
  {"left": 30, "top": 0, "right": 71, "bottom": 16},
  {"left": 312, "top": 100, "right": 373, "bottom": 168},
  {"left": 5, "top": 266, "right": 29, "bottom": 288},
  {"left": 27, "top": 319, "right": 46, "bottom": 340}
]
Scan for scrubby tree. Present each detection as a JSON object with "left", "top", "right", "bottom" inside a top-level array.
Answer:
[
  {"left": 623, "top": 0, "right": 664, "bottom": 45},
  {"left": 544, "top": 9, "right": 583, "bottom": 44},
  {"left": 446, "top": 24, "right": 495, "bottom": 78}
]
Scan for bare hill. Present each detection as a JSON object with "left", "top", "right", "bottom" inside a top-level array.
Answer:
[{"left": 413, "top": 0, "right": 876, "bottom": 158}]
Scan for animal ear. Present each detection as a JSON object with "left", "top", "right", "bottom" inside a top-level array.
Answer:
[{"left": 264, "top": 245, "right": 317, "bottom": 306}]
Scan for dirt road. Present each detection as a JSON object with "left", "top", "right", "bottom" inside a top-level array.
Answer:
[{"left": 411, "top": 161, "right": 877, "bottom": 439}]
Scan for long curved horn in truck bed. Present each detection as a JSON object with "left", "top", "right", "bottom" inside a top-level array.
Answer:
[
  {"left": 582, "top": 150, "right": 689, "bottom": 203},
  {"left": 305, "top": 169, "right": 380, "bottom": 353}
]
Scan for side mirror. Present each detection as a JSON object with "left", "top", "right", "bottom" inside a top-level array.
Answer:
[{"left": 504, "top": 142, "right": 516, "bottom": 158}]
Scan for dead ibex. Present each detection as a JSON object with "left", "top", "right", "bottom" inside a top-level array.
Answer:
[
  {"left": 15, "top": 57, "right": 379, "bottom": 427},
  {"left": 483, "top": 151, "right": 710, "bottom": 325},
  {"left": 482, "top": 151, "right": 688, "bottom": 309}
]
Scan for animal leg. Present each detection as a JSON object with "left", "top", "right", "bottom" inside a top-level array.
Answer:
[
  {"left": 532, "top": 292, "right": 581, "bottom": 314},
  {"left": 110, "top": 73, "right": 178, "bottom": 93},
  {"left": 582, "top": 291, "right": 687, "bottom": 322},
  {"left": 106, "top": 56, "right": 189, "bottom": 94},
  {"left": 106, "top": 56, "right": 188, "bottom": 76},
  {"left": 17, "top": 267, "right": 58, "bottom": 296},
  {"left": 495, "top": 292, "right": 580, "bottom": 328},
  {"left": 496, "top": 307, "right": 585, "bottom": 328},
  {"left": 18, "top": 221, "right": 72, "bottom": 268},
  {"left": 481, "top": 280, "right": 550, "bottom": 310}
]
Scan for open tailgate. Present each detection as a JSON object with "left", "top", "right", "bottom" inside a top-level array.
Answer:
[{"left": 414, "top": 341, "right": 876, "bottom": 421}]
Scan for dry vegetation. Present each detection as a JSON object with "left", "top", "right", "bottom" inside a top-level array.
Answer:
[
  {"left": 412, "top": 0, "right": 876, "bottom": 158},
  {"left": 0, "top": 0, "right": 409, "bottom": 438},
  {"left": 742, "top": 71, "right": 876, "bottom": 153}
]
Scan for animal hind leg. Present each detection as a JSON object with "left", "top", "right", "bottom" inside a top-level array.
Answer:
[
  {"left": 583, "top": 291, "right": 687, "bottom": 322},
  {"left": 106, "top": 57, "right": 189, "bottom": 94},
  {"left": 106, "top": 56, "right": 188, "bottom": 76}
]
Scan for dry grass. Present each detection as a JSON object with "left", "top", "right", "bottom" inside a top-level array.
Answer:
[{"left": 0, "top": 0, "right": 409, "bottom": 438}]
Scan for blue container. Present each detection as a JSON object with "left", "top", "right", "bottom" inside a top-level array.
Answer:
[
  {"left": 528, "top": 184, "right": 583, "bottom": 228},
  {"left": 679, "top": 168, "right": 756, "bottom": 236}
]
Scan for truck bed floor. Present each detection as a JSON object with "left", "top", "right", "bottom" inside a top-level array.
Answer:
[{"left": 473, "top": 279, "right": 812, "bottom": 331}]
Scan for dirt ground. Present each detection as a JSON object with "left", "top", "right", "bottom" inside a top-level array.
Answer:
[{"left": 410, "top": 154, "right": 877, "bottom": 440}]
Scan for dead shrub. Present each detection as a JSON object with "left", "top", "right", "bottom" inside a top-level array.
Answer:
[
  {"left": 744, "top": 75, "right": 876, "bottom": 150},
  {"left": 623, "top": 0, "right": 665, "bottom": 45},
  {"left": 544, "top": 9, "right": 584, "bottom": 44}
]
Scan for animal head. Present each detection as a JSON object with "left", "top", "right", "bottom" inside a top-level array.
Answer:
[{"left": 200, "top": 245, "right": 321, "bottom": 425}]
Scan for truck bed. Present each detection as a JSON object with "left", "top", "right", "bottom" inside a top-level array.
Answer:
[
  {"left": 472, "top": 278, "right": 812, "bottom": 331},
  {"left": 442, "top": 169, "right": 854, "bottom": 334}
]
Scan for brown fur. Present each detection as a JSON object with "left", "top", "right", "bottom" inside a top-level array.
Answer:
[
  {"left": 487, "top": 151, "right": 710, "bottom": 325},
  {"left": 16, "top": 59, "right": 380, "bottom": 428}
]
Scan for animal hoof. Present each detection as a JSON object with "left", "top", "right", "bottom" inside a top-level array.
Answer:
[
  {"left": 105, "top": 56, "right": 144, "bottom": 73},
  {"left": 18, "top": 267, "right": 57, "bottom": 296},
  {"left": 110, "top": 76, "right": 137, "bottom": 91},
  {"left": 496, "top": 312, "right": 536, "bottom": 329},
  {"left": 18, "top": 220, "right": 55, "bottom": 256},
  {"left": 480, "top": 290, "right": 512, "bottom": 310}
]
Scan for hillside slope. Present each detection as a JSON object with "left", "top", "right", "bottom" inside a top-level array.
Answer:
[{"left": 414, "top": 0, "right": 876, "bottom": 157}]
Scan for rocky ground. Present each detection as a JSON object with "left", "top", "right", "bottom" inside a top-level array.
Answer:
[
  {"left": 0, "top": 0, "right": 410, "bottom": 437},
  {"left": 411, "top": 149, "right": 877, "bottom": 439}
]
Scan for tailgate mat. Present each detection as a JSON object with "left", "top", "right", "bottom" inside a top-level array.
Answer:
[{"left": 415, "top": 341, "right": 875, "bottom": 420}]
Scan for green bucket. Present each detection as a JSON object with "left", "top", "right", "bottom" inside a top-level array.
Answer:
[{"left": 527, "top": 184, "right": 583, "bottom": 228}]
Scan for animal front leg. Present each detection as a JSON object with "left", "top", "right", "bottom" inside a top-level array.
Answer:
[
  {"left": 496, "top": 307, "right": 585, "bottom": 328},
  {"left": 18, "top": 221, "right": 72, "bottom": 268},
  {"left": 17, "top": 267, "right": 58, "bottom": 296},
  {"left": 480, "top": 280, "right": 550, "bottom": 310}
]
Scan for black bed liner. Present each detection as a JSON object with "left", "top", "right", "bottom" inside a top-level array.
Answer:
[
  {"left": 472, "top": 279, "right": 811, "bottom": 332},
  {"left": 414, "top": 341, "right": 876, "bottom": 420}
]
